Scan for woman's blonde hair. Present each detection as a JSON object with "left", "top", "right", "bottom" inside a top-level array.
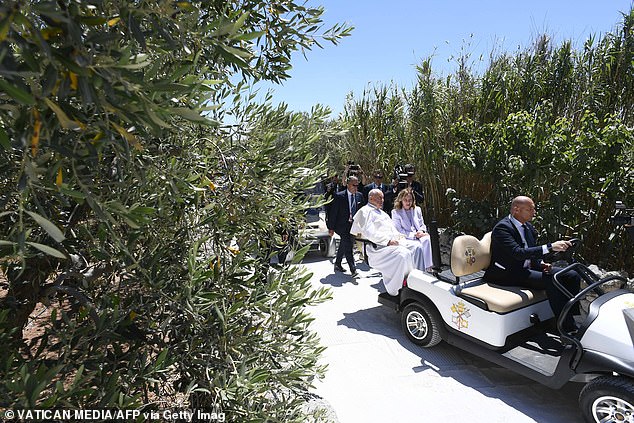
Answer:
[{"left": 394, "top": 188, "right": 415, "bottom": 210}]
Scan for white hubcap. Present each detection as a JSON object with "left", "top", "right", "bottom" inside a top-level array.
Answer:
[
  {"left": 407, "top": 310, "right": 428, "bottom": 340},
  {"left": 592, "top": 395, "right": 634, "bottom": 422}
]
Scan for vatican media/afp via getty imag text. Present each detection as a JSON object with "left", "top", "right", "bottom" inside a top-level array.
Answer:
[{"left": 4, "top": 408, "right": 226, "bottom": 422}]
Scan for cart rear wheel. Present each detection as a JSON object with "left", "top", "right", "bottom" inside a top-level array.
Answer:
[
  {"left": 401, "top": 302, "right": 441, "bottom": 347},
  {"left": 579, "top": 376, "right": 634, "bottom": 423}
]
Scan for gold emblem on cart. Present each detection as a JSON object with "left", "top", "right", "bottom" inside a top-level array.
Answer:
[
  {"left": 451, "top": 301, "right": 471, "bottom": 330},
  {"left": 464, "top": 246, "right": 476, "bottom": 266}
]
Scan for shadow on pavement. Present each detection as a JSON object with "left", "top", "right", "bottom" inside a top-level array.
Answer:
[
  {"left": 320, "top": 272, "right": 359, "bottom": 288},
  {"left": 337, "top": 302, "right": 583, "bottom": 422},
  {"left": 299, "top": 251, "right": 332, "bottom": 264},
  {"left": 309, "top": 253, "right": 376, "bottom": 288}
]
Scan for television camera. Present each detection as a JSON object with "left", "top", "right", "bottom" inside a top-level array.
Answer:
[
  {"left": 610, "top": 201, "right": 634, "bottom": 242},
  {"left": 345, "top": 160, "right": 361, "bottom": 178},
  {"left": 393, "top": 164, "right": 409, "bottom": 191}
]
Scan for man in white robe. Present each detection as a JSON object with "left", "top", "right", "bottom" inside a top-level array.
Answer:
[{"left": 350, "top": 189, "right": 427, "bottom": 295}]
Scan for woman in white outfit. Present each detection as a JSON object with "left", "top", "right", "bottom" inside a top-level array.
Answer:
[{"left": 391, "top": 188, "right": 433, "bottom": 271}]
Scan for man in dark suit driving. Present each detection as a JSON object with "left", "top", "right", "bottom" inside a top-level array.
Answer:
[
  {"left": 484, "top": 196, "right": 580, "bottom": 331},
  {"left": 327, "top": 175, "right": 365, "bottom": 277}
]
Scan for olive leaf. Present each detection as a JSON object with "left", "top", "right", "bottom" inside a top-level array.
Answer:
[{"left": 25, "top": 211, "right": 66, "bottom": 243}]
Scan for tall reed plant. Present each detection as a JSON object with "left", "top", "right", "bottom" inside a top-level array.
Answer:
[{"left": 335, "top": 8, "right": 634, "bottom": 273}]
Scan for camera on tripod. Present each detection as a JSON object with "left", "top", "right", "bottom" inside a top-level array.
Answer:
[
  {"left": 610, "top": 201, "right": 634, "bottom": 226},
  {"left": 610, "top": 201, "right": 634, "bottom": 242}
]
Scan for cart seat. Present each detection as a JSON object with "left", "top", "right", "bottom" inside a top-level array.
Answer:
[
  {"left": 450, "top": 232, "right": 547, "bottom": 313},
  {"left": 458, "top": 282, "right": 547, "bottom": 313}
]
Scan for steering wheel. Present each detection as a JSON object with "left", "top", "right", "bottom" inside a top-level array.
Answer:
[{"left": 544, "top": 238, "right": 580, "bottom": 264}]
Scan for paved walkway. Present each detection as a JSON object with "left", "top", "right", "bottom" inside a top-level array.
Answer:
[{"left": 302, "top": 251, "right": 584, "bottom": 423}]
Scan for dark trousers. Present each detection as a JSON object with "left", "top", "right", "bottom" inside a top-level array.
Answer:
[
  {"left": 335, "top": 232, "right": 356, "bottom": 272},
  {"left": 516, "top": 267, "right": 580, "bottom": 328}
]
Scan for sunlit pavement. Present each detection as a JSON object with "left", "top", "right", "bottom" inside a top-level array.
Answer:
[{"left": 301, "top": 251, "right": 583, "bottom": 423}]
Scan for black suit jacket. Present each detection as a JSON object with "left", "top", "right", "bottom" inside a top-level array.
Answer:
[
  {"left": 363, "top": 182, "right": 388, "bottom": 198},
  {"left": 483, "top": 216, "right": 546, "bottom": 284},
  {"left": 383, "top": 187, "right": 397, "bottom": 214},
  {"left": 327, "top": 190, "right": 365, "bottom": 236}
]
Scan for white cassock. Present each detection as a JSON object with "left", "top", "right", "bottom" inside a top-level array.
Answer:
[{"left": 350, "top": 204, "right": 427, "bottom": 295}]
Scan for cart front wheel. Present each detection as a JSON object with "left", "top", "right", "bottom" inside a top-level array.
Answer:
[{"left": 579, "top": 376, "right": 634, "bottom": 423}]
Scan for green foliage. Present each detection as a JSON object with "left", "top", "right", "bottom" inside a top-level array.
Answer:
[
  {"left": 336, "top": 8, "right": 634, "bottom": 273},
  {"left": 0, "top": 0, "right": 350, "bottom": 419}
]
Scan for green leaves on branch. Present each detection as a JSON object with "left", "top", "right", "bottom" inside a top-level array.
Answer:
[
  {"left": 0, "top": 0, "right": 349, "bottom": 418},
  {"left": 24, "top": 211, "right": 65, "bottom": 243},
  {"left": 25, "top": 242, "right": 66, "bottom": 259},
  {"left": 0, "top": 78, "right": 35, "bottom": 105}
]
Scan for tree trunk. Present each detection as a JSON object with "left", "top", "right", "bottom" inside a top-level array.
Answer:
[{"left": 2, "top": 256, "right": 55, "bottom": 342}]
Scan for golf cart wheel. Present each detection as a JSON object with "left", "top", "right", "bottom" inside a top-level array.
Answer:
[
  {"left": 319, "top": 237, "right": 336, "bottom": 258},
  {"left": 579, "top": 376, "right": 634, "bottom": 423},
  {"left": 401, "top": 302, "right": 441, "bottom": 347}
]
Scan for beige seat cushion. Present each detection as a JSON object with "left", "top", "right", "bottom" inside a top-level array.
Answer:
[
  {"left": 451, "top": 232, "right": 492, "bottom": 277},
  {"left": 460, "top": 283, "right": 547, "bottom": 313}
]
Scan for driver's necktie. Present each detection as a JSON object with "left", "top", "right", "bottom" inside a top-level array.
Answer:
[
  {"left": 522, "top": 224, "right": 540, "bottom": 269},
  {"left": 522, "top": 224, "right": 534, "bottom": 246}
]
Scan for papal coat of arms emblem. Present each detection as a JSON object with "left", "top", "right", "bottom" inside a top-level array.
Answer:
[
  {"left": 451, "top": 301, "right": 470, "bottom": 330},
  {"left": 464, "top": 246, "right": 476, "bottom": 266}
]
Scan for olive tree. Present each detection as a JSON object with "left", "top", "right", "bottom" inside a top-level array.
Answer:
[{"left": 0, "top": 0, "right": 350, "bottom": 417}]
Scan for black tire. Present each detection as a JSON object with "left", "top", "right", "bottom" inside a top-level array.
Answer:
[
  {"left": 319, "top": 237, "right": 336, "bottom": 258},
  {"left": 579, "top": 376, "right": 634, "bottom": 423},
  {"left": 401, "top": 302, "right": 441, "bottom": 347}
]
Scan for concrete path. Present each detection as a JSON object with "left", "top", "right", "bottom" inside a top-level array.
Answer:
[{"left": 302, "top": 251, "right": 584, "bottom": 423}]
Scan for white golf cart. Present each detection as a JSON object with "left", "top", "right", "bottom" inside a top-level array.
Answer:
[
  {"left": 302, "top": 201, "right": 337, "bottom": 258},
  {"left": 297, "top": 168, "right": 338, "bottom": 258},
  {"left": 377, "top": 229, "right": 634, "bottom": 423}
]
